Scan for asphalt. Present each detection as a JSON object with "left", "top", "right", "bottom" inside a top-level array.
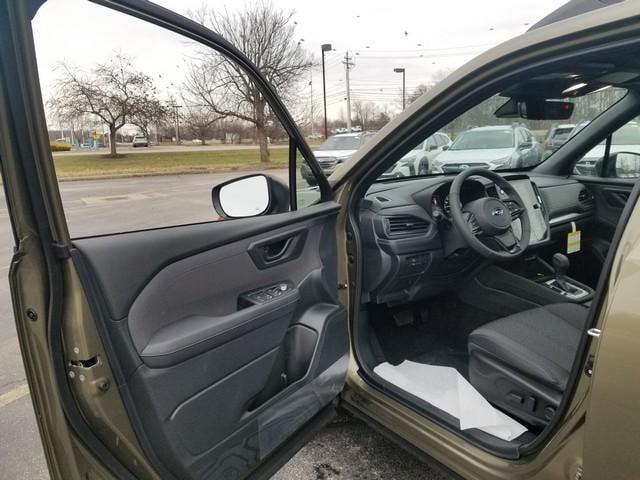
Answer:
[{"left": 0, "top": 172, "right": 451, "bottom": 480}]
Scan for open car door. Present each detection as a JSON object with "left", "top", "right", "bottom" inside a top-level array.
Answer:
[
  {"left": 0, "top": 1, "right": 349, "bottom": 479},
  {"left": 581, "top": 180, "right": 640, "bottom": 480}
]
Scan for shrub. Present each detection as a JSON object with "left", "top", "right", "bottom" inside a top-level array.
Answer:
[{"left": 50, "top": 141, "right": 72, "bottom": 152}]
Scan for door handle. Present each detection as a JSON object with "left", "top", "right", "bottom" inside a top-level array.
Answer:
[
  {"left": 262, "top": 237, "right": 293, "bottom": 262},
  {"left": 248, "top": 228, "right": 308, "bottom": 269}
]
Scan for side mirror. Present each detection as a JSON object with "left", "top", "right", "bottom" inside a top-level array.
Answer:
[
  {"left": 211, "top": 174, "right": 289, "bottom": 219},
  {"left": 613, "top": 152, "right": 640, "bottom": 178},
  {"left": 518, "top": 142, "right": 533, "bottom": 150}
]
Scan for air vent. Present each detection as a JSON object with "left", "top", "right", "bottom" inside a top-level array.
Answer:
[
  {"left": 375, "top": 196, "right": 390, "bottom": 202},
  {"left": 386, "top": 215, "right": 429, "bottom": 237},
  {"left": 578, "top": 189, "right": 595, "bottom": 209}
]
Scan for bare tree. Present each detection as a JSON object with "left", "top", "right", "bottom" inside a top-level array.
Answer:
[
  {"left": 184, "top": 2, "right": 311, "bottom": 162},
  {"left": 182, "top": 105, "right": 225, "bottom": 145},
  {"left": 353, "top": 100, "right": 378, "bottom": 130},
  {"left": 130, "top": 98, "right": 167, "bottom": 143},
  {"left": 50, "top": 53, "right": 159, "bottom": 156},
  {"left": 407, "top": 84, "right": 430, "bottom": 104},
  {"left": 407, "top": 69, "right": 455, "bottom": 105}
]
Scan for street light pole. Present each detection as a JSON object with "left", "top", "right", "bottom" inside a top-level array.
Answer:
[
  {"left": 394, "top": 67, "right": 406, "bottom": 110},
  {"left": 321, "top": 43, "right": 332, "bottom": 138}
]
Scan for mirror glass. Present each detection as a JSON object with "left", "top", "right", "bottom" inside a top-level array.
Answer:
[
  {"left": 615, "top": 152, "right": 640, "bottom": 178},
  {"left": 218, "top": 175, "right": 270, "bottom": 217}
]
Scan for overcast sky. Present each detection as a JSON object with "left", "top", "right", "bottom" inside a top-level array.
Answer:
[{"left": 32, "top": 0, "right": 567, "bottom": 128}]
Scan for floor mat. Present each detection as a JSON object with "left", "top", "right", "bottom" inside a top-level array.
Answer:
[
  {"left": 374, "top": 361, "right": 528, "bottom": 441},
  {"left": 413, "top": 349, "right": 469, "bottom": 379},
  {"left": 368, "top": 295, "right": 499, "bottom": 379}
]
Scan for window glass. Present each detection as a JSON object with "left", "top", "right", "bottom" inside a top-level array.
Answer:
[
  {"left": 425, "top": 136, "right": 436, "bottom": 150},
  {"left": 380, "top": 88, "right": 625, "bottom": 179},
  {"left": 296, "top": 150, "right": 322, "bottom": 207},
  {"left": 31, "top": 0, "right": 319, "bottom": 237},
  {"left": 574, "top": 120, "right": 640, "bottom": 178}
]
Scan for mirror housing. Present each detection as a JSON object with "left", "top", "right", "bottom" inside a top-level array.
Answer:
[
  {"left": 211, "top": 174, "right": 290, "bottom": 219},
  {"left": 612, "top": 151, "right": 640, "bottom": 178},
  {"left": 495, "top": 97, "right": 574, "bottom": 120}
]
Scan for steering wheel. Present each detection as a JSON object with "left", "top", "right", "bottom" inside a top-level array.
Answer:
[{"left": 449, "top": 168, "right": 530, "bottom": 261}]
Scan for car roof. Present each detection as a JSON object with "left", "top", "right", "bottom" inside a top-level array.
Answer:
[
  {"left": 468, "top": 125, "right": 517, "bottom": 131},
  {"left": 332, "top": 133, "right": 362, "bottom": 137}
]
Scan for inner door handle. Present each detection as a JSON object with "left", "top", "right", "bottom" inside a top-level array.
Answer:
[{"left": 248, "top": 228, "right": 308, "bottom": 269}]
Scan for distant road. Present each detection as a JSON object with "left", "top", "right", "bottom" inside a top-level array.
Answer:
[{"left": 52, "top": 143, "right": 289, "bottom": 156}]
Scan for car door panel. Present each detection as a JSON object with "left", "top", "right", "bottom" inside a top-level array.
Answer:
[
  {"left": 70, "top": 202, "right": 348, "bottom": 479},
  {"left": 575, "top": 176, "right": 636, "bottom": 231}
]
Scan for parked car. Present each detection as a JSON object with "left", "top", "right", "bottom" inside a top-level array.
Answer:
[
  {"left": 301, "top": 131, "right": 376, "bottom": 184},
  {"left": 574, "top": 121, "right": 640, "bottom": 175},
  {"left": 383, "top": 132, "right": 452, "bottom": 178},
  {"left": 132, "top": 134, "right": 149, "bottom": 147},
  {"left": 543, "top": 123, "right": 575, "bottom": 156},
  {"left": 431, "top": 125, "right": 542, "bottom": 173},
  {"left": 7, "top": 2, "right": 640, "bottom": 480}
]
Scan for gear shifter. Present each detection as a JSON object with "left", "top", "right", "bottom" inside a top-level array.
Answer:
[{"left": 551, "top": 253, "right": 572, "bottom": 291}]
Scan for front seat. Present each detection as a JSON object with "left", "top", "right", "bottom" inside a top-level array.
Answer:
[{"left": 467, "top": 303, "right": 589, "bottom": 427}]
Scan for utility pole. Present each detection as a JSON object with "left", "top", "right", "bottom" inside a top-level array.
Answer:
[
  {"left": 343, "top": 51, "right": 355, "bottom": 132},
  {"left": 394, "top": 67, "right": 406, "bottom": 110},
  {"left": 168, "top": 101, "right": 182, "bottom": 144},
  {"left": 309, "top": 63, "right": 314, "bottom": 137},
  {"left": 321, "top": 43, "right": 332, "bottom": 139}
]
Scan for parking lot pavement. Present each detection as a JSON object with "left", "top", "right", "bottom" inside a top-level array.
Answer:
[{"left": 0, "top": 172, "right": 451, "bottom": 480}]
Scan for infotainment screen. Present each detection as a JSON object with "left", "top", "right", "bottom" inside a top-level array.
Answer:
[{"left": 508, "top": 179, "right": 547, "bottom": 244}]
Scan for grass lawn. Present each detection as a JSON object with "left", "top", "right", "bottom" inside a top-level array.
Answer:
[{"left": 53, "top": 148, "right": 288, "bottom": 179}]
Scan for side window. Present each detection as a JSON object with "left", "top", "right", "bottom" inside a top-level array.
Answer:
[
  {"left": 425, "top": 136, "right": 436, "bottom": 150},
  {"left": 574, "top": 121, "right": 640, "bottom": 178},
  {"left": 296, "top": 149, "right": 322, "bottom": 208},
  {"left": 32, "top": 0, "right": 317, "bottom": 237}
]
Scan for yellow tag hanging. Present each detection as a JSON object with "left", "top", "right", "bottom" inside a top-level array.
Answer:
[{"left": 567, "top": 221, "right": 581, "bottom": 254}]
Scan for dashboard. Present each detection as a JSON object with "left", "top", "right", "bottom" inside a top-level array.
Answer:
[{"left": 359, "top": 173, "right": 596, "bottom": 305}]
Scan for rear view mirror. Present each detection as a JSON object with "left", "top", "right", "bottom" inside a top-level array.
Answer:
[
  {"left": 495, "top": 97, "right": 574, "bottom": 120},
  {"left": 212, "top": 174, "right": 289, "bottom": 219},
  {"left": 613, "top": 152, "right": 640, "bottom": 178}
]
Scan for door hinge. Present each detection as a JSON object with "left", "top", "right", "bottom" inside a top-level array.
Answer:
[{"left": 584, "top": 354, "right": 596, "bottom": 377}]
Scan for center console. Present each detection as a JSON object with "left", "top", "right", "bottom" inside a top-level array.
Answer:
[{"left": 459, "top": 255, "right": 593, "bottom": 318}]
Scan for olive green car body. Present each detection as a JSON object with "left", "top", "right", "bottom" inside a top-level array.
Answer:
[{"left": 1, "top": 1, "right": 639, "bottom": 479}]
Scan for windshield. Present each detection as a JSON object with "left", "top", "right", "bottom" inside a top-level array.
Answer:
[
  {"left": 411, "top": 141, "right": 426, "bottom": 151},
  {"left": 317, "top": 135, "right": 361, "bottom": 151},
  {"left": 553, "top": 127, "right": 573, "bottom": 138},
  {"left": 378, "top": 87, "right": 625, "bottom": 180},
  {"left": 450, "top": 130, "right": 514, "bottom": 150}
]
